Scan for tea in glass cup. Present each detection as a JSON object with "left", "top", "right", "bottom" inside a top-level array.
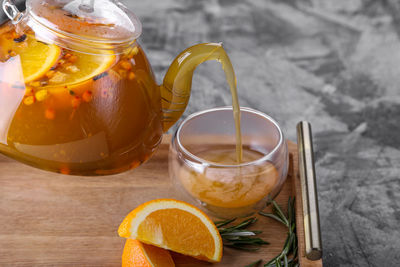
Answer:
[{"left": 169, "top": 107, "right": 289, "bottom": 218}]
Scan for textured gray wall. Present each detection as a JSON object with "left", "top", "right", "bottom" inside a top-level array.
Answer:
[
  {"left": 127, "top": 1, "right": 400, "bottom": 266},
  {"left": 2, "top": 1, "right": 400, "bottom": 266}
]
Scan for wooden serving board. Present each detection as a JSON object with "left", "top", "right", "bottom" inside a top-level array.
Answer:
[{"left": 0, "top": 136, "right": 322, "bottom": 267}]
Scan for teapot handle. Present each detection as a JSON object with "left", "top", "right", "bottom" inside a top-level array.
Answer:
[
  {"left": 2, "top": 0, "right": 23, "bottom": 24},
  {"left": 160, "top": 43, "right": 229, "bottom": 132}
]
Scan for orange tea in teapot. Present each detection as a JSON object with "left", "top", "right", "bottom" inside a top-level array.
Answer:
[
  {"left": 0, "top": 26, "right": 163, "bottom": 175},
  {"left": 0, "top": 0, "right": 244, "bottom": 175}
]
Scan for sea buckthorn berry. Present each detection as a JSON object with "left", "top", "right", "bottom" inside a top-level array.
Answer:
[
  {"left": 64, "top": 53, "right": 72, "bottom": 59},
  {"left": 45, "top": 108, "right": 55, "bottom": 120},
  {"left": 82, "top": 90, "right": 93, "bottom": 102},
  {"left": 35, "top": 90, "right": 48, "bottom": 101},
  {"left": 60, "top": 167, "right": 70, "bottom": 175},
  {"left": 17, "top": 41, "right": 28, "bottom": 49},
  {"left": 46, "top": 70, "right": 56, "bottom": 79},
  {"left": 120, "top": 60, "right": 132, "bottom": 70},
  {"left": 118, "top": 69, "right": 127, "bottom": 78},
  {"left": 24, "top": 87, "right": 34, "bottom": 96},
  {"left": 130, "top": 161, "right": 140, "bottom": 169},
  {"left": 30, "top": 81, "right": 41, "bottom": 87},
  {"left": 128, "top": 72, "right": 136, "bottom": 80},
  {"left": 11, "top": 31, "right": 19, "bottom": 39},
  {"left": 71, "top": 96, "right": 81, "bottom": 108},
  {"left": 68, "top": 55, "right": 78, "bottom": 63},
  {"left": 23, "top": 96, "right": 35, "bottom": 106}
]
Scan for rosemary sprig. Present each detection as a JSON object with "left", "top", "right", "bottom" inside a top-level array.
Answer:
[
  {"left": 259, "top": 197, "right": 298, "bottom": 267},
  {"left": 216, "top": 217, "right": 269, "bottom": 251}
]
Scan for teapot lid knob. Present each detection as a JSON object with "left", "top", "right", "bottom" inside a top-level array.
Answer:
[
  {"left": 2, "top": 0, "right": 23, "bottom": 24},
  {"left": 78, "top": 0, "right": 94, "bottom": 13}
]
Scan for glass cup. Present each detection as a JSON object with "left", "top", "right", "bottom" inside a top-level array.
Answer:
[{"left": 169, "top": 107, "right": 289, "bottom": 218}]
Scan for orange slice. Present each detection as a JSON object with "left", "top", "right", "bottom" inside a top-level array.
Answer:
[
  {"left": 44, "top": 69, "right": 121, "bottom": 109},
  {"left": 12, "top": 35, "right": 61, "bottom": 83},
  {"left": 118, "top": 199, "right": 223, "bottom": 263},
  {"left": 46, "top": 51, "right": 116, "bottom": 88},
  {"left": 122, "top": 239, "right": 175, "bottom": 267},
  {"left": 43, "top": 51, "right": 117, "bottom": 109}
]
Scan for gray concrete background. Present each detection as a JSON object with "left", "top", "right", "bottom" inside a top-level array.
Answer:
[
  {"left": 2, "top": 1, "right": 400, "bottom": 266},
  {"left": 127, "top": 1, "right": 400, "bottom": 266}
]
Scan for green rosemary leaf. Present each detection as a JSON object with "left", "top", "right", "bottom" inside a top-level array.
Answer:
[
  {"left": 223, "top": 237, "right": 257, "bottom": 243},
  {"left": 258, "top": 212, "right": 286, "bottom": 225},
  {"left": 217, "top": 217, "right": 269, "bottom": 251},
  {"left": 288, "top": 196, "right": 293, "bottom": 228},
  {"left": 225, "top": 239, "right": 268, "bottom": 245},
  {"left": 243, "top": 197, "right": 299, "bottom": 267},
  {"left": 244, "top": 259, "right": 262, "bottom": 267},
  {"left": 219, "top": 218, "right": 257, "bottom": 233},
  {"left": 223, "top": 236, "right": 269, "bottom": 244},
  {"left": 292, "top": 244, "right": 298, "bottom": 258},
  {"left": 288, "top": 258, "right": 296, "bottom": 267},
  {"left": 261, "top": 198, "right": 298, "bottom": 267},
  {"left": 232, "top": 238, "right": 269, "bottom": 245},
  {"left": 281, "top": 234, "right": 292, "bottom": 256},
  {"left": 214, "top": 217, "right": 237, "bottom": 227},
  {"left": 225, "top": 244, "right": 260, "bottom": 251},
  {"left": 272, "top": 201, "right": 289, "bottom": 226},
  {"left": 290, "top": 235, "right": 297, "bottom": 255},
  {"left": 291, "top": 197, "right": 296, "bottom": 225},
  {"left": 256, "top": 239, "right": 270, "bottom": 245},
  {"left": 264, "top": 255, "right": 279, "bottom": 266},
  {"left": 221, "top": 231, "right": 256, "bottom": 237},
  {"left": 231, "top": 217, "right": 257, "bottom": 230},
  {"left": 291, "top": 223, "right": 296, "bottom": 233}
]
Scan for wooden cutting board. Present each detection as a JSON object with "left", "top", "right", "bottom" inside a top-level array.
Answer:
[{"left": 0, "top": 135, "right": 322, "bottom": 266}]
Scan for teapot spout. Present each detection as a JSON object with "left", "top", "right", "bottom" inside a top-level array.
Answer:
[{"left": 160, "top": 42, "right": 230, "bottom": 131}]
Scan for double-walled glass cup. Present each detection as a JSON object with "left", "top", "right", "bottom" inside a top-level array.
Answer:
[{"left": 169, "top": 107, "right": 289, "bottom": 218}]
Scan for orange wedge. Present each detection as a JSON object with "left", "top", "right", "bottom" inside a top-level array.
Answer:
[
  {"left": 11, "top": 35, "right": 61, "bottom": 83},
  {"left": 122, "top": 239, "right": 175, "bottom": 267},
  {"left": 118, "top": 199, "right": 223, "bottom": 263}
]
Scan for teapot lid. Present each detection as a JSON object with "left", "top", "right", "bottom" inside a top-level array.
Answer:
[{"left": 25, "top": 0, "right": 141, "bottom": 52}]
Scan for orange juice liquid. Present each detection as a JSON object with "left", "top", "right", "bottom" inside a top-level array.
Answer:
[
  {"left": 178, "top": 146, "right": 279, "bottom": 210},
  {"left": 0, "top": 26, "right": 163, "bottom": 175}
]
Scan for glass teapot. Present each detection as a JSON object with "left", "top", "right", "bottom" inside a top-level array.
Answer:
[{"left": 0, "top": 0, "right": 231, "bottom": 175}]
